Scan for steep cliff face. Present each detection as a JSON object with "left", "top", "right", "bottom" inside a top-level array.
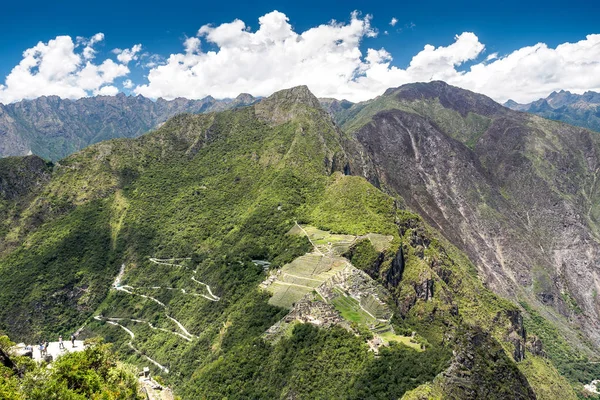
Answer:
[
  {"left": 439, "top": 326, "right": 536, "bottom": 399},
  {"left": 0, "top": 93, "right": 257, "bottom": 161},
  {"left": 340, "top": 81, "right": 600, "bottom": 352},
  {"left": 343, "top": 208, "right": 575, "bottom": 399}
]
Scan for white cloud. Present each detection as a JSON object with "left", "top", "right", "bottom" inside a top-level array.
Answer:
[
  {"left": 135, "top": 11, "right": 381, "bottom": 101},
  {"left": 115, "top": 44, "right": 142, "bottom": 64},
  {"left": 3, "top": 11, "right": 600, "bottom": 105},
  {"left": 453, "top": 35, "right": 600, "bottom": 102},
  {"left": 390, "top": 17, "right": 398, "bottom": 26},
  {"left": 135, "top": 11, "right": 600, "bottom": 103},
  {"left": 0, "top": 34, "right": 134, "bottom": 104},
  {"left": 183, "top": 37, "right": 201, "bottom": 54},
  {"left": 485, "top": 52, "right": 498, "bottom": 61},
  {"left": 82, "top": 32, "right": 105, "bottom": 60},
  {"left": 94, "top": 85, "right": 119, "bottom": 96}
]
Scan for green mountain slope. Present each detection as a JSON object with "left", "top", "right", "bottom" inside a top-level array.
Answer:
[
  {"left": 334, "top": 80, "right": 600, "bottom": 394},
  {"left": 0, "top": 85, "right": 586, "bottom": 399}
]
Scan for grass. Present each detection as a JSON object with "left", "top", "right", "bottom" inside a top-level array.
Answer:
[
  {"left": 379, "top": 331, "right": 422, "bottom": 351},
  {"left": 265, "top": 253, "right": 347, "bottom": 308},
  {"left": 267, "top": 282, "right": 312, "bottom": 309},
  {"left": 366, "top": 233, "right": 394, "bottom": 252},
  {"left": 331, "top": 291, "right": 376, "bottom": 324}
]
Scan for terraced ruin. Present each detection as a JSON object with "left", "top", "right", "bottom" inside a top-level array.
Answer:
[{"left": 262, "top": 224, "right": 420, "bottom": 350}]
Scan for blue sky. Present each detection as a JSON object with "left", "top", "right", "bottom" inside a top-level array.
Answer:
[{"left": 1, "top": 0, "right": 599, "bottom": 103}]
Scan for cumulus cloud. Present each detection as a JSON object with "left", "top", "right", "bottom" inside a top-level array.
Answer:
[
  {"left": 0, "top": 34, "right": 134, "bottom": 104},
  {"left": 135, "top": 11, "right": 600, "bottom": 103},
  {"left": 135, "top": 11, "right": 381, "bottom": 100},
  {"left": 115, "top": 44, "right": 142, "bottom": 64},
  {"left": 454, "top": 36, "right": 600, "bottom": 102},
  {"left": 81, "top": 33, "right": 105, "bottom": 60},
  {"left": 390, "top": 17, "right": 398, "bottom": 26},
  {"left": 485, "top": 52, "right": 498, "bottom": 61},
  {"left": 3, "top": 11, "right": 600, "bottom": 104}
]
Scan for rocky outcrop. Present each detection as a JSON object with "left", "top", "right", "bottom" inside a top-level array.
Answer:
[
  {"left": 526, "top": 335, "right": 545, "bottom": 357},
  {"left": 386, "top": 246, "right": 404, "bottom": 287},
  {"left": 440, "top": 327, "right": 537, "bottom": 399},
  {"left": 0, "top": 347, "right": 19, "bottom": 376}
]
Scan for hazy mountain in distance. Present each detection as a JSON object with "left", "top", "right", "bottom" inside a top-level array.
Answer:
[
  {"left": 505, "top": 90, "right": 600, "bottom": 132},
  {"left": 0, "top": 92, "right": 257, "bottom": 161}
]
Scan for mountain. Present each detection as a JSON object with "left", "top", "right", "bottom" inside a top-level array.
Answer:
[
  {"left": 319, "top": 97, "right": 354, "bottom": 118},
  {"left": 0, "top": 92, "right": 257, "bottom": 161},
  {"left": 505, "top": 90, "right": 600, "bottom": 132},
  {"left": 0, "top": 84, "right": 596, "bottom": 399},
  {"left": 335, "top": 80, "right": 600, "bottom": 383}
]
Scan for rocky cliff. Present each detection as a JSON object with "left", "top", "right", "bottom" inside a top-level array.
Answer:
[{"left": 337, "top": 81, "right": 600, "bottom": 354}]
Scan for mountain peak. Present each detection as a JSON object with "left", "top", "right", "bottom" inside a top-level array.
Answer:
[
  {"left": 235, "top": 93, "right": 255, "bottom": 102},
  {"left": 254, "top": 85, "right": 322, "bottom": 125},
  {"left": 386, "top": 81, "right": 506, "bottom": 117},
  {"left": 265, "top": 85, "right": 320, "bottom": 108}
]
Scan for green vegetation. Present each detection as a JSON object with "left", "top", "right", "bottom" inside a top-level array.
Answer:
[
  {"left": 335, "top": 90, "right": 491, "bottom": 150},
  {"left": 345, "top": 238, "right": 381, "bottom": 272},
  {"left": 519, "top": 300, "right": 600, "bottom": 388},
  {"left": 349, "top": 342, "right": 450, "bottom": 399},
  {"left": 0, "top": 335, "right": 143, "bottom": 399},
  {"left": 264, "top": 253, "right": 347, "bottom": 308},
  {"left": 331, "top": 290, "right": 375, "bottom": 324},
  {"left": 0, "top": 86, "right": 590, "bottom": 399}
]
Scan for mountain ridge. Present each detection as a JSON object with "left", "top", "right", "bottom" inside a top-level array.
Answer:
[
  {"left": 0, "top": 92, "right": 257, "bottom": 161},
  {"left": 505, "top": 90, "right": 600, "bottom": 132}
]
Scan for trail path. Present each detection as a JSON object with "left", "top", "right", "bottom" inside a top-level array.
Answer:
[
  {"left": 295, "top": 221, "right": 324, "bottom": 255},
  {"left": 94, "top": 316, "right": 170, "bottom": 373},
  {"left": 98, "top": 257, "right": 221, "bottom": 373},
  {"left": 283, "top": 273, "right": 323, "bottom": 283},
  {"left": 272, "top": 281, "right": 314, "bottom": 290},
  {"left": 96, "top": 316, "right": 193, "bottom": 342}
]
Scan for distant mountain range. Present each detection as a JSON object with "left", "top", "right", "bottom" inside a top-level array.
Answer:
[
  {"left": 505, "top": 90, "right": 600, "bottom": 132},
  {"left": 3, "top": 88, "right": 600, "bottom": 164},
  {"left": 0, "top": 93, "right": 257, "bottom": 161}
]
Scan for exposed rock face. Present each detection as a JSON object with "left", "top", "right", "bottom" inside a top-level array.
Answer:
[
  {"left": 526, "top": 335, "right": 545, "bottom": 357},
  {"left": 341, "top": 81, "right": 600, "bottom": 348},
  {"left": 386, "top": 247, "right": 404, "bottom": 287},
  {"left": 0, "top": 93, "right": 256, "bottom": 161},
  {"left": 0, "top": 347, "right": 19, "bottom": 377},
  {"left": 505, "top": 90, "right": 600, "bottom": 133},
  {"left": 441, "top": 327, "right": 536, "bottom": 399}
]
